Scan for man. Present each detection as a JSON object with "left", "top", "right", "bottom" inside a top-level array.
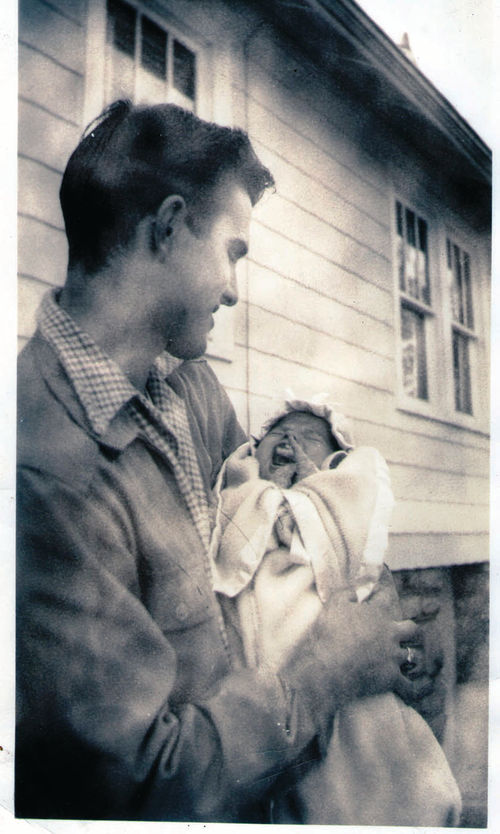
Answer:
[{"left": 16, "top": 100, "right": 417, "bottom": 822}]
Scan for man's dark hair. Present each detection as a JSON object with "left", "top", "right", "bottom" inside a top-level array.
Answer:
[{"left": 60, "top": 99, "right": 274, "bottom": 274}]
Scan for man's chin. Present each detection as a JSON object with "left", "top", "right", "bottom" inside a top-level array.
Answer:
[{"left": 165, "top": 338, "right": 207, "bottom": 361}]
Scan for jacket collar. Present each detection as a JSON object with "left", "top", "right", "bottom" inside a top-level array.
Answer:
[{"left": 31, "top": 331, "right": 142, "bottom": 454}]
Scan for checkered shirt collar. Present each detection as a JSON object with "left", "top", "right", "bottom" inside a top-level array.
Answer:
[
  {"left": 38, "top": 289, "right": 182, "bottom": 436},
  {"left": 39, "top": 289, "right": 138, "bottom": 436}
]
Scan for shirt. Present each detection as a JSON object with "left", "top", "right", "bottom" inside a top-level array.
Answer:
[{"left": 39, "top": 289, "right": 212, "bottom": 550}]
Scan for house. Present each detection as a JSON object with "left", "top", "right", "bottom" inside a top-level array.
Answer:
[{"left": 18, "top": 0, "right": 491, "bottom": 824}]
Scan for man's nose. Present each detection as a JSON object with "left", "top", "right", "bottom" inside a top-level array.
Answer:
[{"left": 220, "top": 268, "right": 238, "bottom": 307}]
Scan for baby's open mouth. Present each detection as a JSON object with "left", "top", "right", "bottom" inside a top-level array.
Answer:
[{"left": 272, "top": 445, "right": 295, "bottom": 467}]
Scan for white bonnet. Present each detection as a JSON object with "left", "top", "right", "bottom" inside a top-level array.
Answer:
[{"left": 255, "top": 391, "right": 354, "bottom": 451}]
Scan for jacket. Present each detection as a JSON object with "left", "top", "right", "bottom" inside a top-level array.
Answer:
[{"left": 16, "top": 331, "right": 321, "bottom": 822}]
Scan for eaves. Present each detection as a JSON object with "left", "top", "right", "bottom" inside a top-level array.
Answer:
[{"left": 253, "top": 0, "right": 491, "bottom": 188}]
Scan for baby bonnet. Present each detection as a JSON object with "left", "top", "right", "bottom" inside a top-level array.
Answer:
[{"left": 255, "top": 390, "right": 355, "bottom": 451}]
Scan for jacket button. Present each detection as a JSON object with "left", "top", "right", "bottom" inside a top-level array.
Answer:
[{"left": 175, "top": 603, "right": 189, "bottom": 621}]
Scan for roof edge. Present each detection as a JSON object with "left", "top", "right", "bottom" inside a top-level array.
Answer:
[{"left": 305, "top": 0, "right": 491, "bottom": 183}]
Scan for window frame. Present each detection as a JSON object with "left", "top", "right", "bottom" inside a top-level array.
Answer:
[
  {"left": 446, "top": 237, "right": 477, "bottom": 416},
  {"left": 104, "top": 0, "right": 199, "bottom": 112},
  {"left": 391, "top": 191, "right": 488, "bottom": 432}
]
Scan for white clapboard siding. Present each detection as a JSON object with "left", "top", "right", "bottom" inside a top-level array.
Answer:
[
  {"left": 18, "top": 0, "right": 86, "bottom": 361},
  {"left": 252, "top": 138, "right": 390, "bottom": 255},
  {"left": 19, "top": 44, "right": 83, "bottom": 124},
  {"left": 19, "top": 100, "right": 81, "bottom": 175},
  {"left": 246, "top": 262, "right": 394, "bottom": 355},
  {"left": 248, "top": 226, "right": 394, "bottom": 322},
  {"left": 19, "top": 157, "right": 65, "bottom": 230},
  {"left": 207, "top": 344, "right": 248, "bottom": 393},
  {"left": 16, "top": 0, "right": 489, "bottom": 571},
  {"left": 25, "top": 0, "right": 86, "bottom": 23},
  {"left": 18, "top": 276, "right": 52, "bottom": 340},
  {"left": 391, "top": 501, "right": 489, "bottom": 536},
  {"left": 248, "top": 32, "right": 388, "bottom": 192},
  {"left": 386, "top": 533, "right": 489, "bottom": 570},
  {"left": 389, "top": 465, "right": 489, "bottom": 507},
  {"left": 253, "top": 191, "right": 391, "bottom": 292},
  {"left": 246, "top": 349, "right": 391, "bottom": 416},
  {"left": 243, "top": 304, "right": 394, "bottom": 393},
  {"left": 19, "top": 0, "right": 86, "bottom": 74},
  {"left": 18, "top": 215, "right": 68, "bottom": 287},
  {"left": 352, "top": 419, "right": 489, "bottom": 477},
  {"left": 247, "top": 96, "right": 387, "bottom": 226}
]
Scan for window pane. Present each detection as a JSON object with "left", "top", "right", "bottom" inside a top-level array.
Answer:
[
  {"left": 453, "top": 330, "right": 472, "bottom": 414},
  {"left": 449, "top": 240, "right": 474, "bottom": 332},
  {"left": 405, "top": 208, "right": 416, "bottom": 246},
  {"left": 452, "top": 244, "right": 464, "bottom": 324},
  {"left": 417, "top": 218, "right": 430, "bottom": 305},
  {"left": 396, "top": 203, "right": 432, "bottom": 306},
  {"left": 173, "top": 40, "right": 196, "bottom": 100},
  {"left": 401, "top": 306, "right": 428, "bottom": 400},
  {"left": 107, "top": 0, "right": 135, "bottom": 56},
  {"left": 397, "top": 237, "right": 405, "bottom": 293},
  {"left": 141, "top": 16, "right": 167, "bottom": 80},
  {"left": 463, "top": 252, "right": 474, "bottom": 329}
]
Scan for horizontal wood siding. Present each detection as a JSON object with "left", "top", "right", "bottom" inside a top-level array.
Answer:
[
  {"left": 18, "top": 0, "right": 86, "bottom": 356},
  {"left": 17, "top": 1, "right": 489, "bottom": 569},
  {"left": 232, "top": 25, "right": 489, "bottom": 568}
]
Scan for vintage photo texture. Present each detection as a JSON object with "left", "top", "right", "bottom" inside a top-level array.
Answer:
[{"left": 13, "top": 0, "right": 491, "bottom": 828}]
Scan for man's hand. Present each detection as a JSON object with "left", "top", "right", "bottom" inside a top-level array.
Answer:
[{"left": 280, "top": 574, "right": 419, "bottom": 717}]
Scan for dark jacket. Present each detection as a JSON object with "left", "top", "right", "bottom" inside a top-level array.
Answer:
[{"left": 16, "top": 332, "right": 320, "bottom": 822}]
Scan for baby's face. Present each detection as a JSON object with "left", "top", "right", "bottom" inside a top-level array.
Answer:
[{"left": 255, "top": 411, "right": 338, "bottom": 483}]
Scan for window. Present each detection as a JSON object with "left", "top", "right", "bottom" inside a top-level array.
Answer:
[
  {"left": 447, "top": 239, "right": 475, "bottom": 414},
  {"left": 395, "top": 200, "right": 432, "bottom": 402},
  {"left": 392, "top": 194, "right": 487, "bottom": 427},
  {"left": 105, "top": 0, "right": 197, "bottom": 109}
]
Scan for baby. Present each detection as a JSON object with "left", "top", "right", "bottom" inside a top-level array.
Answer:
[{"left": 209, "top": 397, "right": 461, "bottom": 826}]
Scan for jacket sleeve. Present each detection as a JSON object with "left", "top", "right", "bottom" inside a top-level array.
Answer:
[{"left": 16, "top": 465, "right": 321, "bottom": 822}]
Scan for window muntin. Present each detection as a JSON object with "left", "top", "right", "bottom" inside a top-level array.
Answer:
[
  {"left": 141, "top": 16, "right": 167, "bottom": 80},
  {"left": 452, "top": 330, "right": 472, "bottom": 414},
  {"left": 105, "top": 0, "right": 197, "bottom": 109},
  {"left": 447, "top": 239, "right": 475, "bottom": 415}
]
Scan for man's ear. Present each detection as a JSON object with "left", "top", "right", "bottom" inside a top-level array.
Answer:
[{"left": 152, "top": 195, "right": 187, "bottom": 256}]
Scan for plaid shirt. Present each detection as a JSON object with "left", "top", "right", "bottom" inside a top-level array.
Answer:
[{"left": 38, "top": 289, "right": 212, "bottom": 551}]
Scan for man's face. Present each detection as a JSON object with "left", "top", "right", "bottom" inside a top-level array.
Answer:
[
  {"left": 159, "top": 175, "right": 252, "bottom": 360},
  {"left": 255, "top": 411, "right": 337, "bottom": 484}
]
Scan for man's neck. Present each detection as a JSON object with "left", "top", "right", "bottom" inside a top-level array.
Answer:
[{"left": 59, "top": 264, "right": 164, "bottom": 392}]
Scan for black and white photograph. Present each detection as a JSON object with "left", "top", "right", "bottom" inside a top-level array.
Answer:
[{"left": 2, "top": 0, "right": 495, "bottom": 830}]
